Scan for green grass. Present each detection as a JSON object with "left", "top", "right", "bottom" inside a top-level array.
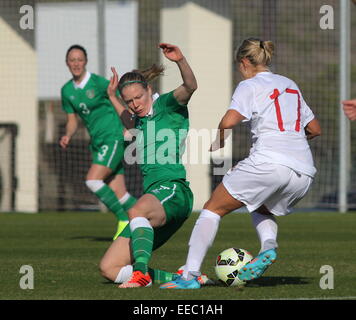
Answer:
[{"left": 0, "top": 211, "right": 356, "bottom": 300}]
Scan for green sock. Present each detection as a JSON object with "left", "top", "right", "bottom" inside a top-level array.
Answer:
[
  {"left": 121, "top": 194, "right": 137, "bottom": 212},
  {"left": 94, "top": 184, "right": 128, "bottom": 221},
  {"left": 132, "top": 227, "right": 154, "bottom": 274},
  {"left": 148, "top": 267, "right": 177, "bottom": 284}
]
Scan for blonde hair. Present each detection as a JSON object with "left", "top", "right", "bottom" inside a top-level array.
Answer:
[
  {"left": 118, "top": 64, "right": 165, "bottom": 92},
  {"left": 234, "top": 38, "right": 274, "bottom": 67}
]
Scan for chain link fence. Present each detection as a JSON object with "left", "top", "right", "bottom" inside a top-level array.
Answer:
[{"left": 0, "top": 0, "right": 355, "bottom": 212}]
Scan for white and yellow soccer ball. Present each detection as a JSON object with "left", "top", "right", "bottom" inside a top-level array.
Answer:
[{"left": 214, "top": 248, "right": 253, "bottom": 287}]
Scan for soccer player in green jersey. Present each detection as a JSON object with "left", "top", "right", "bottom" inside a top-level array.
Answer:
[
  {"left": 99, "top": 43, "right": 200, "bottom": 288},
  {"left": 60, "top": 45, "right": 136, "bottom": 238}
]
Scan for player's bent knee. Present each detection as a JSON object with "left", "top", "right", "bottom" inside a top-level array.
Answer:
[
  {"left": 127, "top": 205, "right": 149, "bottom": 220},
  {"left": 99, "top": 261, "right": 121, "bottom": 281},
  {"left": 98, "top": 260, "right": 111, "bottom": 278}
]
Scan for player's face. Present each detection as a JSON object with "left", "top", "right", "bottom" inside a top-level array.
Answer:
[
  {"left": 121, "top": 84, "right": 153, "bottom": 118},
  {"left": 66, "top": 49, "right": 87, "bottom": 79}
]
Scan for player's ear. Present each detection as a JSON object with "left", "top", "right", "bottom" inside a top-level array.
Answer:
[
  {"left": 241, "top": 58, "right": 249, "bottom": 70},
  {"left": 147, "top": 85, "right": 153, "bottom": 96}
]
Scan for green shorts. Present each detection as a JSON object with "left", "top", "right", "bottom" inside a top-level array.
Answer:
[
  {"left": 120, "top": 179, "right": 194, "bottom": 251},
  {"left": 90, "top": 139, "right": 125, "bottom": 174}
]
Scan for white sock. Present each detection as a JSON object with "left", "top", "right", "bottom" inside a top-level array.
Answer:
[
  {"left": 114, "top": 265, "right": 133, "bottom": 283},
  {"left": 183, "top": 209, "right": 221, "bottom": 280},
  {"left": 130, "top": 216, "right": 152, "bottom": 232},
  {"left": 251, "top": 211, "right": 278, "bottom": 253},
  {"left": 85, "top": 180, "right": 105, "bottom": 192},
  {"left": 119, "top": 192, "right": 130, "bottom": 205}
]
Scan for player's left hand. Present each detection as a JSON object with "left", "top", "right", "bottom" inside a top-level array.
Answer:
[{"left": 159, "top": 43, "right": 184, "bottom": 62}]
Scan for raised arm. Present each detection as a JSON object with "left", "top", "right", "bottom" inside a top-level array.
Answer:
[
  {"left": 59, "top": 113, "right": 78, "bottom": 149},
  {"left": 210, "top": 109, "right": 246, "bottom": 151},
  {"left": 107, "top": 67, "right": 136, "bottom": 129},
  {"left": 159, "top": 43, "right": 197, "bottom": 105}
]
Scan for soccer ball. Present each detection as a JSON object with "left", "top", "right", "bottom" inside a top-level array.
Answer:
[{"left": 215, "top": 248, "right": 253, "bottom": 287}]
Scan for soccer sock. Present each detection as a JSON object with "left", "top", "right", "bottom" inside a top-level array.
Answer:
[
  {"left": 114, "top": 265, "right": 133, "bottom": 283},
  {"left": 130, "top": 217, "right": 154, "bottom": 274},
  {"left": 119, "top": 192, "right": 137, "bottom": 212},
  {"left": 86, "top": 180, "right": 128, "bottom": 221},
  {"left": 251, "top": 211, "right": 278, "bottom": 254},
  {"left": 148, "top": 267, "right": 176, "bottom": 284},
  {"left": 114, "top": 265, "right": 176, "bottom": 284},
  {"left": 183, "top": 209, "right": 221, "bottom": 280}
]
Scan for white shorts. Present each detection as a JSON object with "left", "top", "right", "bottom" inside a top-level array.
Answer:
[{"left": 222, "top": 161, "right": 313, "bottom": 216}]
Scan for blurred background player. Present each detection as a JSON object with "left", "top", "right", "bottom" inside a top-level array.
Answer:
[
  {"left": 342, "top": 99, "right": 356, "bottom": 121},
  {"left": 60, "top": 45, "right": 136, "bottom": 239},
  {"left": 99, "top": 43, "right": 205, "bottom": 288},
  {"left": 161, "top": 37, "right": 321, "bottom": 289}
]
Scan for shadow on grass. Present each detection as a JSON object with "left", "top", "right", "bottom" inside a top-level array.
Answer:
[
  {"left": 100, "top": 277, "right": 311, "bottom": 288},
  {"left": 245, "top": 276, "right": 311, "bottom": 287},
  {"left": 69, "top": 236, "right": 112, "bottom": 242},
  {"left": 213, "top": 276, "right": 311, "bottom": 288}
]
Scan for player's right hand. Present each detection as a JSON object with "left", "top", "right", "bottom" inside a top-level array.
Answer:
[
  {"left": 159, "top": 43, "right": 184, "bottom": 62},
  {"left": 59, "top": 135, "right": 71, "bottom": 149},
  {"left": 108, "top": 67, "right": 119, "bottom": 98},
  {"left": 342, "top": 99, "right": 356, "bottom": 121}
]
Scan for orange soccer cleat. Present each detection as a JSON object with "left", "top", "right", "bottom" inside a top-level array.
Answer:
[{"left": 118, "top": 270, "right": 152, "bottom": 288}]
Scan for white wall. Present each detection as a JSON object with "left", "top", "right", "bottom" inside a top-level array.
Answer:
[
  {"left": 161, "top": 2, "right": 232, "bottom": 210},
  {"left": 36, "top": 1, "right": 138, "bottom": 100},
  {"left": 0, "top": 17, "right": 38, "bottom": 212},
  {"left": 0, "top": 1, "right": 138, "bottom": 212}
]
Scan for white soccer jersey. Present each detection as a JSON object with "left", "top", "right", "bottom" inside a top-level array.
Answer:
[{"left": 229, "top": 71, "right": 316, "bottom": 177}]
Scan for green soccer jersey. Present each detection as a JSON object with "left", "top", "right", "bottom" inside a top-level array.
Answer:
[
  {"left": 135, "top": 91, "right": 189, "bottom": 191},
  {"left": 61, "top": 72, "right": 124, "bottom": 146}
]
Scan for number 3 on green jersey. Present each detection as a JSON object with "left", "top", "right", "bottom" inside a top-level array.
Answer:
[{"left": 79, "top": 102, "right": 90, "bottom": 115}]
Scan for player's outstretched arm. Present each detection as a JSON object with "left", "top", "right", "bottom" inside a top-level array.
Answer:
[
  {"left": 159, "top": 43, "right": 197, "bottom": 105},
  {"left": 210, "top": 110, "right": 245, "bottom": 152},
  {"left": 342, "top": 99, "right": 356, "bottom": 121},
  {"left": 305, "top": 118, "right": 321, "bottom": 140},
  {"left": 59, "top": 113, "right": 78, "bottom": 149}
]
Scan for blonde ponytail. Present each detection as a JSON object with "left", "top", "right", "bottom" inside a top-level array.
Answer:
[{"left": 235, "top": 38, "right": 274, "bottom": 67}]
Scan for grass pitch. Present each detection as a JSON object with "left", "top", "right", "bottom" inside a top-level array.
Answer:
[{"left": 0, "top": 211, "right": 355, "bottom": 300}]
